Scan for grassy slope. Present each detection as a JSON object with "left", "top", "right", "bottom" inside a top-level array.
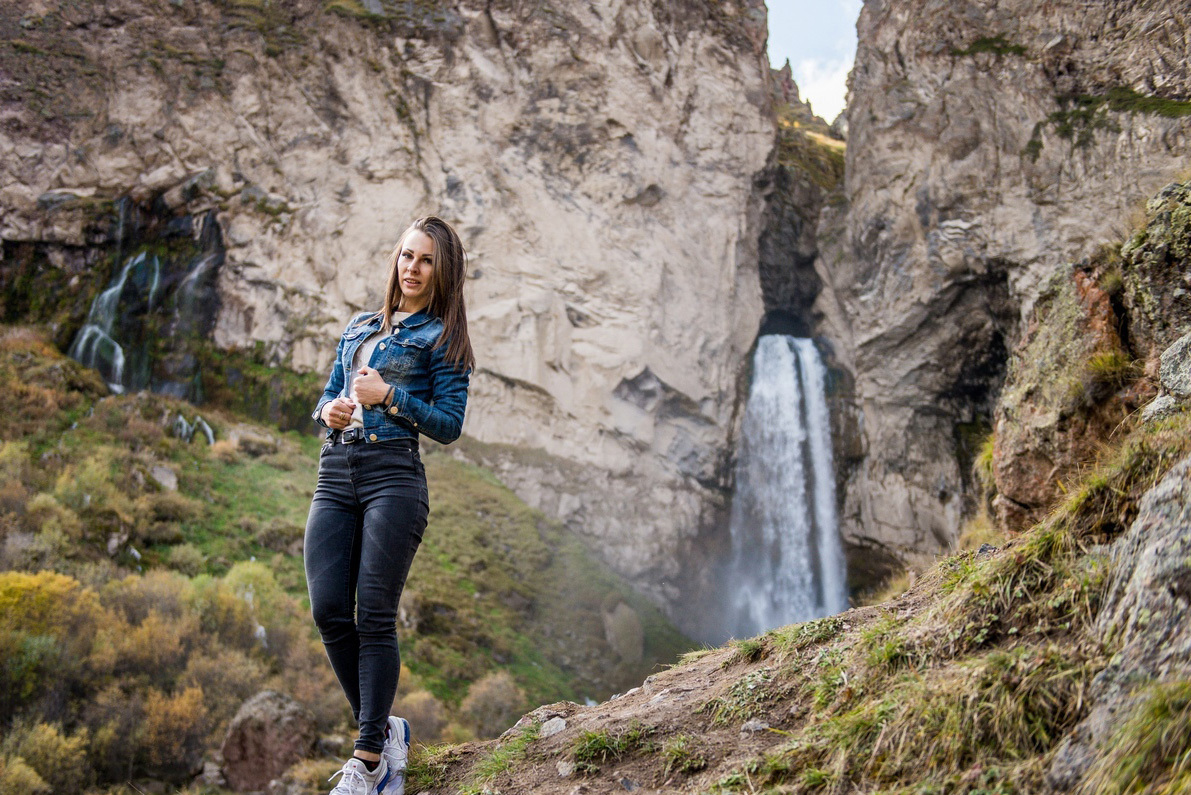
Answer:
[
  {"left": 413, "top": 404, "right": 1191, "bottom": 794},
  {"left": 0, "top": 324, "right": 691, "bottom": 792}
]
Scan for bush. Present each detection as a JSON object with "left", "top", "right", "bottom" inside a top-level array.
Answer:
[
  {"left": 460, "top": 671, "right": 526, "bottom": 739},
  {"left": 181, "top": 648, "right": 267, "bottom": 742},
  {"left": 168, "top": 543, "right": 205, "bottom": 576},
  {"left": 137, "top": 686, "right": 208, "bottom": 777},
  {"left": 394, "top": 690, "right": 448, "bottom": 744},
  {"left": 0, "top": 721, "right": 91, "bottom": 792},
  {"left": 0, "top": 756, "right": 49, "bottom": 795}
]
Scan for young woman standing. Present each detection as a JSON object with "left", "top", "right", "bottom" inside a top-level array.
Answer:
[{"left": 305, "top": 216, "right": 474, "bottom": 795}]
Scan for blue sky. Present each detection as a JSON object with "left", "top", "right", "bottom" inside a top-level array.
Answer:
[{"left": 766, "top": 0, "right": 863, "bottom": 122}]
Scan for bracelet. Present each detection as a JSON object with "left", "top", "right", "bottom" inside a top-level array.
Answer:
[{"left": 384, "top": 385, "right": 395, "bottom": 408}]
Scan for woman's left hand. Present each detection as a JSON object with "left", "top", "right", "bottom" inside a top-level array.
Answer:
[{"left": 353, "top": 366, "right": 392, "bottom": 405}]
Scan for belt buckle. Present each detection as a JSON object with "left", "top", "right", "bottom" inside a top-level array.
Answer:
[{"left": 340, "top": 427, "right": 363, "bottom": 444}]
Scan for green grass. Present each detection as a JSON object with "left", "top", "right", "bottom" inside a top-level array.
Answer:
[
  {"left": 571, "top": 722, "right": 657, "bottom": 774},
  {"left": 952, "top": 35, "right": 1027, "bottom": 57},
  {"left": 701, "top": 667, "right": 780, "bottom": 726},
  {"left": 1081, "top": 680, "right": 1191, "bottom": 795},
  {"left": 458, "top": 721, "right": 540, "bottom": 795},
  {"left": 661, "top": 733, "right": 707, "bottom": 777}
]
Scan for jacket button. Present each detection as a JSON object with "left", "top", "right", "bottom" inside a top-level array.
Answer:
[
  {"left": 369, "top": 433, "right": 377, "bottom": 441},
  {"left": 379, "top": 343, "right": 386, "bottom": 350},
  {"left": 363, "top": 404, "right": 371, "bottom": 410},
  {"left": 389, "top": 406, "right": 399, "bottom": 415}
]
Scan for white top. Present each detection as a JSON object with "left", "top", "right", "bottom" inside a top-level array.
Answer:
[{"left": 347, "top": 311, "right": 413, "bottom": 429}]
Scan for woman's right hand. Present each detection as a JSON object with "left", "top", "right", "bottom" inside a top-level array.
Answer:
[{"left": 321, "top": 397, "right": 357, "bottom": 430}]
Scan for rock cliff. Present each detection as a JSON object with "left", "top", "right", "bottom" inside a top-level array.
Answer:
[
  {"left": 0, "top": 0, "right": 774, "bottom": 611},
  {"left": 817, "top": 0, "right": 1191, "bottom": 570}
]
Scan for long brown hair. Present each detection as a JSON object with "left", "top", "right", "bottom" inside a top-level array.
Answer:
[{"left": 380, "top": 216, "right": 474, "bottom": 371}]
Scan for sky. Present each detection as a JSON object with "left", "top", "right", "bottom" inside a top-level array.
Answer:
[{"left": 766, "top": 0, "right": 863, "bottom": 123}]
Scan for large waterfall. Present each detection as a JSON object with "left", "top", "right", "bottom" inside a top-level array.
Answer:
[{"left": 725, "top": 335, "right": 848, "bottom": 639}]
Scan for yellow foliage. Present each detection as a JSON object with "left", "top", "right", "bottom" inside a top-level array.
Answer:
[
  {"left": 394, "top": 689, "right": 448, "bottom": 744},
  {"left": 138, "top": 686, "right": 208, "bottom": 770},
  {"left": 184, "top": 575, "right": 257, "bottom": 649},
  {"left": 0, "top": 756, "right": 49, "bottom": 795},
  {"left": 0, "top": 570, "right": 103, "bottom": 634},
  {"left": 1, "top": 721, "right": 90, "bottom": 791},
  {"left": 25, "top": 493, "right": 82, "bottom": 539},
  {"left": 118, "top": 611, "right": 199, "bottom": 678}
]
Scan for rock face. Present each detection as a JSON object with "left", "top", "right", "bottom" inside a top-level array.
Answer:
[
  {"left": 221, "top": 690, "right": 316, "bottom": 792},
  {"left": 1048, "top": 453, "right": 1191, "bottom": 789},
  {"left": 815, "top": 0, "right": 1191, "bottom": 567},
  {"left": 0, "top": 1, "right": 774, "bottom": 611}
]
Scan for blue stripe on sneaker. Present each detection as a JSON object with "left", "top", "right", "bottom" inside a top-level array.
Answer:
[
  {"left": 377, "top": 769, "right": 391, "bottom": 792},
  {"left": 402, "top": 718, "right": 410, "bottom": 747}
]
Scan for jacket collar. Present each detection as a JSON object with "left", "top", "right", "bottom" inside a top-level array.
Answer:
[{"left": 358, "top": 306, "right": 434, "bottom": 331}]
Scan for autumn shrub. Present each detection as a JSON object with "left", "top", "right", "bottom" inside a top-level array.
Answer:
[
  {"left": 395, "top": 690, "right": 448, "bottom": 743},
  {"left": 0, "top": 720, "right": 91, "bottom": 791},
  {"left": 167, "top": 542, "right": 206, "bottom": 576},
  {"left": 181, "top": 648, "right": 268, "bottom": 742},
  {"left": 146, "top": 490, "right": 203, "bottom": 523},
  {"left": 460, "top": 671, "right": 527, "bottom": 739},
  {"left": 25, "top": 493, "right": 82, "bottom": 539},
  {"left": 137, "top": 686, "right": 208, "bottom": 778},
  {"left": 184, "top": 574, "right": 258, "bottom": 650},
  {"left": 0, "top": 756, "right": 49, "bottom": 795},
  {"left": 101, "top": 570, "right": 188, "bottom": 624}
]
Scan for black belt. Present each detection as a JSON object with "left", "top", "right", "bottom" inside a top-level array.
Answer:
[{"left": 328, "top": 428, "right": 418, "bottom": 450}]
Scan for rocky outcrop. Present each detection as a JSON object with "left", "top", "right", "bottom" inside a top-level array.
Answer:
[
  {"left": 1048, "top": 453, "right": 1191, "bottom": 790},
  {"left": 0, "top": 1, "right": 774, "bottom": 611},
  {"left": 815, "top": 0, "right": 1191, "bottom": 568},
  {"left": 221, "top": 690, "right": 317, "bottom": 792}
]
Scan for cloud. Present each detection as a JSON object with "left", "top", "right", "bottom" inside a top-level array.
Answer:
[{"left": 793, "top": 56, "right": 852, "bottom": 123}]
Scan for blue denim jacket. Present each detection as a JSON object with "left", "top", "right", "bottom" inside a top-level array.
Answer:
[{"left": 311, "top": 308, "right": 471, "bottom": 445}]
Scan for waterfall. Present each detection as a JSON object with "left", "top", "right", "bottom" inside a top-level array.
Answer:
[
  {"left": 67, "top": 251, "right": 149, "bottom": 393},
  {"left": 725, "top": 335, "right": 848, "bottom": 639}
]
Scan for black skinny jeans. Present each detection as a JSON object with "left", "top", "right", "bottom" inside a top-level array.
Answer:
[{"left": 304, "top": 437, "right": 428, "bottom": 754}]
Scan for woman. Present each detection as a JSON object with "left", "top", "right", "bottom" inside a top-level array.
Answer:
[{"left": 304, "top": 216, "right": 474, "bottom": 795}]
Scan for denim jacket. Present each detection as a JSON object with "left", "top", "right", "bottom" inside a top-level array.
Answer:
[{"left": 311, "top": 308, "right": 471, "bottom": 445}]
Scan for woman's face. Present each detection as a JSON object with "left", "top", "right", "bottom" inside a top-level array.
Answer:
[{"left": 397, "top": 229, "right": 435, "bottom": 312}]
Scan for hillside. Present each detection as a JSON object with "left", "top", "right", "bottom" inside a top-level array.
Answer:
[
  {"left": 405, "top": 180, "right": 1191, "bottom": 794},
  {"left": 0, "top": 325, "right": 691, "bottom": 794}
]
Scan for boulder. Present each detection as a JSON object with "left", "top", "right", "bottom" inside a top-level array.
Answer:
[
  {"left": 1159, "top": 332, "right": 1191, "bottom": 398},
  {"left": 221, "top": 691, "right": 317, "bottom": 792}
]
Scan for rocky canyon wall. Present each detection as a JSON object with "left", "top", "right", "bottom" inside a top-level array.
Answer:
[
  {"left": 0, "top": 0, "right": 776, "bottom": 613},
  {"left": 817, "top": 0, "right": 1191, "bottom": 570}
]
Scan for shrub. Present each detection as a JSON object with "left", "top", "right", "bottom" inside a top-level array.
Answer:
[
  {"left": 460, "top": 671, "right": 527, "bottom": 739},
  {"left": 0, "top": 721, "right": 91, "bottom": 791},
  {"left": 394, "top": 690, "right": 448, "bottom": 744},
  {"left": 168, "top": 543, "right": 206, "bottom": 576},
  {"left": 25, "top": 493, "right": 82, "bottom": 539},
  {"left": 0, "top": 756, "right": 49, "bottom": 795},
  {"left": 181, "top": 648, "right": 267, "bottom": 742},
  {"left": 137, "top": 686, "right": 208, "bottom": 777}
]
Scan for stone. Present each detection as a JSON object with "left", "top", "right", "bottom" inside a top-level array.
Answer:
[
  {"left": 539, "top": 716, "right": 567, "bottom": 739},
  {"left": 740, "top": 718, "right": 770, "bottom": 734},
  {"left": 1047, "top": 455, "right": 1191, "bottom": 789},
  {"left": 1141, "top": 394, "right": 1179, "bottom": 423},
  {"left": 220, "top": 691, "right": 317, "bottom": 792},
  {"left": 149, "top": 464, "right": 178, "bottom": 491},
  {"left": 556, "top": 759, "right": 576, "bottom": 778},
  {"left": 1159, "top": 333, "right": 1191, "bottom": 398}
]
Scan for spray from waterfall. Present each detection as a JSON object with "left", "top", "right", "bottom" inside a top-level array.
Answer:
[{"left": 725, "top": 334, "right": 848, "bottom": 639}]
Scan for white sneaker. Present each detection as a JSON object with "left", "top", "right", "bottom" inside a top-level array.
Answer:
[
  {"left": 328, "top": 756, "right": 390, "bottom": 795},
  {"left": 381, "top": 716, "right": 411, "bottom": 794}
]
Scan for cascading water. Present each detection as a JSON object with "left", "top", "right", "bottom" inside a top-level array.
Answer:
[
  {"left": 724, "top": 334, "right": 848, "bottom": 639},
  {"left": 66, "top": 207, "right": 223, "bottom": 399}
]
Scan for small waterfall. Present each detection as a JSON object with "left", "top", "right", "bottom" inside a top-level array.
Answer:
[
  {"left": 65, "top": 206, "right": 223, "bottom": 400},
  {"left": 725, "top": 335, "right": 848, "bottom": 639},
  {"left": 67, "top": 251, "right": 151, "bottom": 392}
]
